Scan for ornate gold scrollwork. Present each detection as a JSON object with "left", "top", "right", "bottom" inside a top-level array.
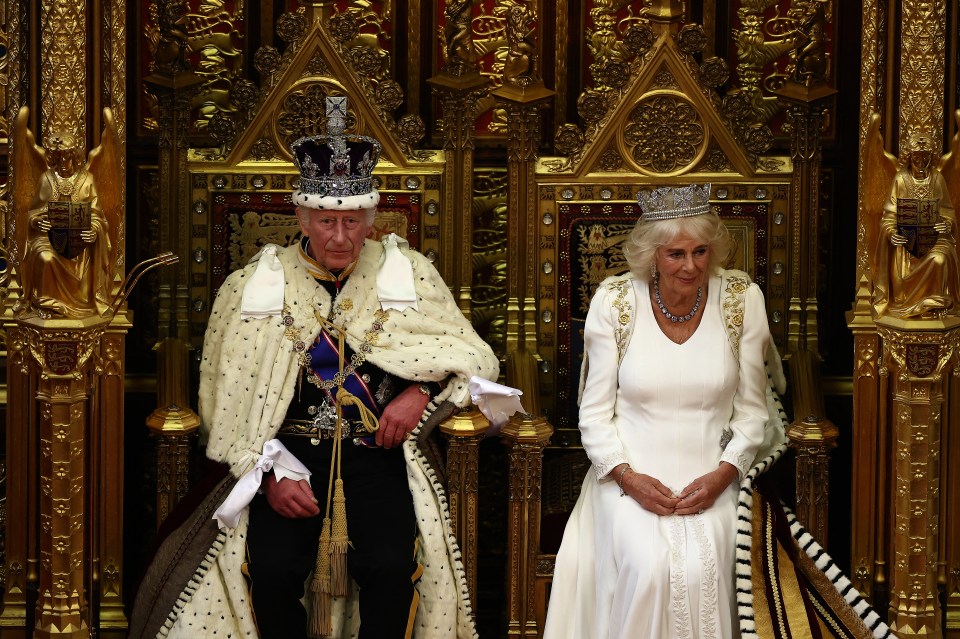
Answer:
[{"left": 623, "top": 92, "right": 707, "bottom": 175}]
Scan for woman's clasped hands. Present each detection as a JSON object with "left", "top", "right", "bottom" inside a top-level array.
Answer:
[{"left": 614, "top": 462, "right": 739, "bottom": 516}]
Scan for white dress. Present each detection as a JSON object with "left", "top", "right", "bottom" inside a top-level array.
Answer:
[{"left": 543, "top": 272, "right": 771, "bottom": 639}]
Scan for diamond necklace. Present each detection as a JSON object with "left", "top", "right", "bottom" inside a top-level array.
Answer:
[{"left": 653, "top": 274, "right": 702, "bottom": 323}]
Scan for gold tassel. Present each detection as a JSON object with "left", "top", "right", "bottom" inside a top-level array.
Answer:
[
  {"left": 336, "top": 386, "right": 380, "bottom": 436},
  {"left": 330, "top": 478, "right": 351, "bottom": 597},
  {"left": 308, "top": 518, "right": 333, "bottom": 639}
]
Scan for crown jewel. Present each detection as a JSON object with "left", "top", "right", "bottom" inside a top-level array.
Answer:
[
  {"left": 637, "top": 183, "right": 712, "bottom": 221},
  {"left": 290, "top": 97, "right": 382, "bottom": 209}
]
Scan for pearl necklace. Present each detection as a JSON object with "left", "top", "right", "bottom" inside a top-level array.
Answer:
[{"left": 653, "top": 275, "right": 702, "bottom": 323}]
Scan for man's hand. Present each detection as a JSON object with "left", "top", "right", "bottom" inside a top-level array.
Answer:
[
  {"left": 674, "top": 462, "right": 738, "bottom": 516},
  {"left": 262, "top": 476, "right": 320, "bottom": 518},
  {"left": 890, "top": 232, "right": 908, "bottom": 246},
  {"left": 377, "top": 383, "right": 431, "bottom": 448}
]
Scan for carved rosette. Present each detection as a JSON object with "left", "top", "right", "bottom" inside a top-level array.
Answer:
[
  {"left": 623, "top": 93, "right": 707, "bottom": 176},
  {"left": 276, "top": 11, "right": 308, "bottom": 44},
  {"left": 699, "top": 57, "right": 730, "bottom": 89},
  {"left": 622, "top": 23, "right": 655, "bottom": 58}
]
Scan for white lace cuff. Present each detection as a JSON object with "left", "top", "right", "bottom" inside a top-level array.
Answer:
[
  {"left": 594, "top": 451, "right": 628, "bottom": 480},
  {"left": 720, "top": 447, "right": 751, "bottom": 480}
]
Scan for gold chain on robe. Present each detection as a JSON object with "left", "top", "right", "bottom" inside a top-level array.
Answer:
[{"left": 308, "top": 315, "right": 380, "bottom": 639}]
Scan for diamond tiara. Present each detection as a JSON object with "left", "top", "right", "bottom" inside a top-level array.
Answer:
[{"left": 637, "top": 183, "right": 712, "bottom": 221}]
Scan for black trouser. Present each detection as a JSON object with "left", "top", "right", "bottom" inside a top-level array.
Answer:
[{"left": 247, "top": 437, "right": 420, "bottom": 639}]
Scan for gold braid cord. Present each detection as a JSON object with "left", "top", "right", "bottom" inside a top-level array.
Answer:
[{"left": 308, "top": 316, "right": 380, "bottom": 638}]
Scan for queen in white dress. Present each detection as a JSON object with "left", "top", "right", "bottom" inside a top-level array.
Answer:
[{"left": 544, "top": 184, "right": 771, "bottom": 639}]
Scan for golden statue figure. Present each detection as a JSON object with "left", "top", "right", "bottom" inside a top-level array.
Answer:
[
  {"left": 442, "top": 0, "right": 475, "bottom": 75},
  {"left": 503, "top": 4, "right": 537, "bottom": 87},
  {"left": 12, "top": 107, "right": 122, "bottom": 318},
  {"left": 792, "top": 0, "right": 828, "bottom": 86},
  {"left": 864, "top": 111, "right": 960, "bottom": 318}
]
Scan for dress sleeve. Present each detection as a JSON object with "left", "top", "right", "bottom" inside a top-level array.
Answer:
[
  {"left": 579, "top": 285, "right": 628, "bottom": 480},
  {"left": 719, "top": 282, "right": 771, "bottom": 479}
]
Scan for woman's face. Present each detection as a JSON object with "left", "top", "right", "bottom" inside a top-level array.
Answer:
[{"left": 654, "top": 232, "right": 710, "bottom": 297}]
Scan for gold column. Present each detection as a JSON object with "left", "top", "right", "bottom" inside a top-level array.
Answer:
[
  {"left": 439, "top": 408, "right": 490, "bottom": 610},
  {"left": 27, "top": 317, "right": 109, "bottom": 639},
  {"left": 493, "top": 87, "right": 553, "bottom": 357},
  {"left": 145, "top": 339, "right": 200, "bottom": 527},
  {"left": 428, "top": 0, "right": 488, "bottom": 314},
  {"left": 143, "top": 20, "right": 204, "bottom": 528},
  {"left": 93, "top": 321, "right": 133, "bottom": 637},
  {"left": 490, "top": 0, "right": 554, "bottom": 359},
  {"left": 787, "top": 415, "right": 838, "bottom": 543},
  {"left": 945, "top": 370, "right": 960, "bottom": 639},
  {"left": 427, "top": 73, "right": 488, "bottom": 316},
  {"left": 1, "top": 324, "right": 37, "bottom": 637},
  {"left": 847, "top": 283, "right": 887, "bottom": 603},
  {"left": 878, "top": 317, "right": 960, "bottom": 638},
  {"left": 773, "top": 81, "right": 836, "bottom": 356},
  {"left": 784, "top": 347, "right": 838, "bottom": 544},
  {"left": 500, "top": 414, "right": 552, "bottom": 638}
]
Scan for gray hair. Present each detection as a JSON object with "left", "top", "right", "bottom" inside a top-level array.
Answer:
[{"left": 622, "top": 212, "right": 732, "bottom": 281}]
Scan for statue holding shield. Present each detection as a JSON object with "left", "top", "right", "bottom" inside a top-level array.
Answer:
[
  {"left": 865, "top": 113, "right": 960, "bottom": 318},
  {"left": 12, "top": 107, "right": 121, "bottom": 318}
]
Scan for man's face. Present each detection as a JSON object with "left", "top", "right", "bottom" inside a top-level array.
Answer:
[{"left": 297, "top": 207, "right": 373, "bottom": 270}]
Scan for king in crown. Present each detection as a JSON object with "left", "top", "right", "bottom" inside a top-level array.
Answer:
[{"left": 291, "top": 96, "right": 382, "bottom": 211}]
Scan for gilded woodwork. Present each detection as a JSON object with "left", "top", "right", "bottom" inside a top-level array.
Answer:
[
  {"left": 91, "top": 324, "right": 132, "bottom": 635},
  {"left": 470, "top": 170, "right": 509, "bottom": 355},
  {"left": 774, "top": 78, "right": 835, "bottom": 356},
  {"left": 898, "top": 1, "right": 947, "bottom": 145},
  {"left": 1, "top": 324, "right": 36, "bottom": 634},
  {"left": 40, "top": 1, "right": 87, "bottom": 143},
  {"left": 877, "top": 318, "right": 960, "bottom": 637},
  {"left": 853, "top": 5, "right": 960, "bottom": 632},
  {"left": 0, "top": 2, "right": 8, "bottom": 142},
  {"left": 439, "top": 408, "right": 491, "bottom": 611},
  {"left": 146, "top": 338, "right": 201, "bottom": 527},
  {"left": 24, "top": 316, "right": 109, "bottom": 639},
  {"left": 183, "top": 15, "right": 446, "bottom": 347},
  {"left": 500, "top": 413, "right": 552, "bottom": 638},
  {"left": 131, "top": 56, "right": 192, "bottom": 559},
  {"left": 533, "top": 7, "right": 796, "bottom": 425},
  {"left": 786, "top": 348, "right": 838, "bottom": 545},
  {"left": 430, "top": 3, "right": 488, "bottom": 316},
  {"left": 947, "top": 366, "right": 960, "bottom": 637}
]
